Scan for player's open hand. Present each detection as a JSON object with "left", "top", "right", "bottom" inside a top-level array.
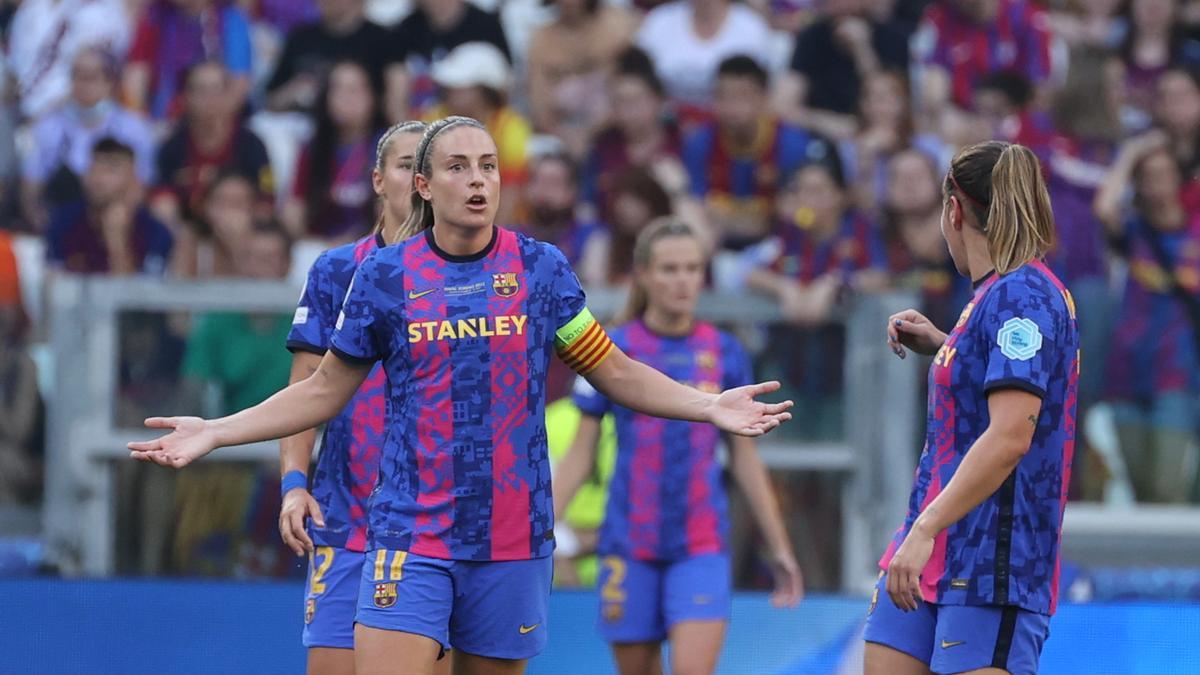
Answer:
[
  {"left": 886, "top": 309, "right": 947, "bottom": 359},
  {"left": 127, "top": 416, "right": 218, "bottom": 468},
  {"left": 886, "top": 526, "right": 934, "bottom": 611},
  {"left": 279, "top": 488, "right": 325, "bottom": 557},
  {"left": 768, "top": 550, "right": 805, "bottom": 608},
  {"left": 709, "top": 381, "right": 793, "bottom": 437}
]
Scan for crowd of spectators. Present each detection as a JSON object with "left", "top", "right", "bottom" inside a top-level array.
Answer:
[{"left": 0, "top": 0, "right": 1197, "bottom": 580}]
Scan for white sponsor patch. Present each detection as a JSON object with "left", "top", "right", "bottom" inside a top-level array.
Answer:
[
  {"left": 997, "top": 317, "right": 1043, "bottom": 361},
  {"left": 293, "top": 306, "right": 309, "bottom": 325},
  {"left": 336, "top": 311, "right": 345, "bottom": 331}
]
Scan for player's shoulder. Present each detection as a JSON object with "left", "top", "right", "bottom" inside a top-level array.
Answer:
[
  {"left": 510, "top": 228, "right": 573, "bottom": 271},
  {"left": 981, "top": 262, "right": 1072, "bottom": 322}
]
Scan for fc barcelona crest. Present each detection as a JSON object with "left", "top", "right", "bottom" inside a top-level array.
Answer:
[
  {"left": 492, "top": 272, "right": 519, "bottom": 297},
  {"left": 305, "top": 598, "right": 316, "bottom": 624},
  {"left": 374, "top": 582, "right": 398, "bottom": 608}
]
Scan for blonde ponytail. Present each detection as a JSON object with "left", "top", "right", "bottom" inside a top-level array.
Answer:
[
  {"left": 945, "top": 141, "right": 1056, "bottom": 275},
  {"left": 613, "top": 217, "right": 705, "bottom": 325}
]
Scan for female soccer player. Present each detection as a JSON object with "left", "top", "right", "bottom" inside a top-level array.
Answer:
[
  {"left": 279, "top": 120, "right": 453, "bottom": 675},
  {"left": 553, "top": 218, "right": 804, "bottom": 675},
  {"left": 129, "top": 116, "right": 793, "bottom": 675},
  {"left": 866, "top": 141, "right": 1080, "bottom": 675}
]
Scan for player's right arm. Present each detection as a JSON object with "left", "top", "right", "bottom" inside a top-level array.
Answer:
[
  {"left": 128, "top": 352, "right": 372, "bottom": 468},
  {"left": 278, "top": 350, "right": 326, "bottom": 556}
]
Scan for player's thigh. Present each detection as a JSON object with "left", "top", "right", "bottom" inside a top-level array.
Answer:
[
  {"left": 863, "top": 571, "right": 937, "bottom": 672},
  {"left": 932, "top": 605, "right": 1050, "bottom": 675},
  {"left": 449, "top": 556, "right": 553, "bottom": 660},
  {"left": 956, "top": 669, "right": 1010, "bottom": 675},
  {"left": 864, "top": 642, "right": 935, "bottom": 675},
  {"left": 667, "top": 620, "right": 726, "bottom": 675},
  {"left": 304, "top": 546, "right": 362, "bottom": 652},
  {"left": 597, "top": 555, "right": 667, "bottom": 644},
  {"left": 611, "top": 642, "right": 663, "bottom": 675},
  {"left": 306, "top": 647, "right": 355, "bottom": 675},
  {"left": 354, "top": 624, "right": 443, "bottom": 675},
  {"left": 450, "top": 650, "right": 526, "bottom": 675}
]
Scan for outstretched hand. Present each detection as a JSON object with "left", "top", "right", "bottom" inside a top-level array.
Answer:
[
  {"left": 127, "top": 417, "right": 218, "bottom": 468},
  {"left": 886, "top": 309, "right": 947, "bottom": 359},
  {"left": 709, "top": 381, "right": 793, "bottom": 437}
]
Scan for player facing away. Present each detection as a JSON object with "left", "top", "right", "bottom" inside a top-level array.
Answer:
[
  {"left": 278, "top": 120, "right": 453, "bottom": 675},
  {"left": 129, "top": 116, "right": 794, "bottom": 675},
  {"left": 866, "top": 141, "right": 1079, "bottom": 675},
  {"left": 553, "top": 218, "right": 804, "bottom": 675}
]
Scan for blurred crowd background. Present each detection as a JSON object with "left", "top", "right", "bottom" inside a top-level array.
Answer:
[{"left": 0, "top": 0, "right": 1197, "bottom": 590}]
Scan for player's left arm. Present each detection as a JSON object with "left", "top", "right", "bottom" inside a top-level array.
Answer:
[{"left": 726, "top": 433, "right": 804, "bottom": 606}]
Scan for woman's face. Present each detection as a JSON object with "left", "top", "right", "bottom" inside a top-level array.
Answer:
[
  {"left": 638, "top": 235, "right": 705, "bottom": 319},
  {"left": 327, "top": 63, "right": 375, "bottom": 130},
  {"left": 417, "top": 126, "right": 501, "bottom": 231},
  {"left": 886, "top": 152, "right": 940, "bottom": 215},
  {"left": 204, "top": 177, "right": 255, "bottom": 245},
  {"left": 612, "top": 190, "right": 656, "bottom": 234},
  {"left": 373, "top": 131, "right": 422, "bottom": 227},
  {"left": 792, "top": 165, "right": 845, "bottom": 231},
  {"left": 1136, "top": 148, "right": 1181, "bottom": 206},
  {"left": 1156, "top": 72, "right": 1200, "bottom": 135},
  {"left": 862, "top": 74, "right": 906, "bottom": 128},
  {"left": 611, "top": 76, "right": 661, "bottom": 137},
  {"left": 1131, "top": 0, "right": 1176, "bottom": 32}
]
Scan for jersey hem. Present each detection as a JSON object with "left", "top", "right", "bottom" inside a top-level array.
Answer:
[
  {"left": 983, "top": 377, "right": 1046, "bottom": 399},
  {"left": 330, "top": 345, "right": 377, "bottom": 366},
  {"left": 286, "top": 339, "right": 327, "bottom": 356}
]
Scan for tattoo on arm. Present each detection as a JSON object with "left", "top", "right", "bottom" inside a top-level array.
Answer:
[{"left": 1027, "top": 414, "right": 1038, "bottom": 428}]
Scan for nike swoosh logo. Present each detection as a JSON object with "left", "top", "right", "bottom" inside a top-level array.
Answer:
[
  {"left": 408, "top": 288, "right": 436, "bottom": 300},
  {"left": 941, "top": 639, "right": 966, "bottom": 649},
  {"left": 519, "top": 624, "right": 539, "bottom": 635}
]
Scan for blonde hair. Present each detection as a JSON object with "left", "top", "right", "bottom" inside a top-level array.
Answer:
[
  {"left": 615, "top": 217, "right": 706, "bottom": 324},
  {"left": 372, "top": 120, "right": 427, "bottom": 237},
  {"left": 945, "top": 141, "right": 1055, "bottom": 275},
  {"left": 396, "top": 116, "right": 489, "bottom": 241}
]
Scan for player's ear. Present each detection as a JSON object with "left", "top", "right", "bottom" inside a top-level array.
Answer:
[
  {"left": 947, "top": 195, "right": 965, "bottom": 232},
  {"left": 414, "top": 172, "right": 432, "bottom": 201}
]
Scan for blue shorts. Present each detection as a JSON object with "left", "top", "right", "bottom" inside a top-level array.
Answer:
[
  {"left": 302, "top": 545, "right": 364, "bottom": 649},
  {"left": 355, "top": 549, "right": 552, "bottom": 660},
  {"left": 596, "top": 553, "right": 731, "bottom": 643},
  {"left": 864, "top": 572, "right": 1051, "bottom": 675}
]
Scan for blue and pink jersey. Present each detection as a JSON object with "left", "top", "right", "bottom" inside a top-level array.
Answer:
[
  {"left": 574, "top": 320, "right": 752, "bottom": 561},
  {"left": 330, "top": 226, "right": 613, "bottom": 561},
  {"left": 913, "top": 0, "right": 1052, "bottom": 110},
  {"left": 1105, "top": 215, "right": 1200, "bottom": 400},
  {"left": 287, "top": 233, "right": 387, "bottom": 552},
  {"left": 880, "top": 261, "right": 1080, "bottom": 615}
]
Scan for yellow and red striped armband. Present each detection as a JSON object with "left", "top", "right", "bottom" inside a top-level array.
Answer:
[{"left": 555, "top": 308, "right": 614, "bottom": 375}]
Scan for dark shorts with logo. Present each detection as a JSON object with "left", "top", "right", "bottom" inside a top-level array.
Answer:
[
  {"left": 864, "top": 571, "right": 1051, "bottom": 674},
  {"left": 355, "top": 549, "right": 552, "bottom": 659}
]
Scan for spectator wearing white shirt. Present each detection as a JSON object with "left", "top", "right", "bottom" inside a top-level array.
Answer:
[
  {"left": 22, "top": 48, "right": 155, "bottom": 231},
  {"left": 635, "top": 0, "right": 772, "bottom": 117},
  {"left": 6, "top": 0, "right": 131, "bottom": 120}
]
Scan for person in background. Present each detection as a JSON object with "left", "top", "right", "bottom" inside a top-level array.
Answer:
[
  {"left": 21, "top": 47, "right": 156, "bottom": 232},
  {"left": 912, "top": 0, "right": 1054, "bottom": 145},
  {"left": 525, "top": 0, "right": 638, "bottom": 158},
  {"left": 122, "top": 0, "right": 254, "bottom": 121},
  {"left": 6, "top": 0, "right": 131, "bottom": 120},
  {"left": 583, "top": 167, "right": 676, "bottom": 288},
  {"left": 841, "top": 70, "right": 949, "bottom": 213},
  {"left": 683, "top": 55, "right": 839, "bottom": 252},
  {"left": 1046, "top": 0, "right": 1127, "bottom": 50},
  {"left": 583, "top": 47, "right": 683, "bottom": 228},
  {"left": 428, "top": 42, "right": 531, "bottom": 227},
  {"left": 881, "top": 149, "right": 972, "bottom": 336},
  {"left": 973, "top": 70, "right": 1039, "bottom": 144},
  {"left": 282, "top": 60, "right": 385, "bottom": 242},
  {"left": 0, "top": 232, "right": 42, "bottom": 504},
  {"left": 1118, "top": 0, "right": 1200, "bottom": 130},
  {"left": 152, "top": 61, "right": 273, "bottom": 234},
  {"left": 45, "top": 138, "right": 173, "bottom": 276},
  {"left": 773, "top": 0, "right": 910, "bottom": 142},
  {"left": 265, "top": 0, "right": 389, "bottom": 115},
  {"left": 635, "top": 0, "right": 772, "bottom": 120},
  {"left": 173, "top": 170, "right": 258, "bottom": 279},
  {"left": 1095, "top": 133, "right": 1200, "bottom": 504},
  {"left": 746, "top": 161, "right": 889, "bottom": 438},
  {"left": 1154, "top": 66, "right": 1200, "bottom": 177},
  {"left": 388, "top": 0, "right": 512, "bottom": 115}
]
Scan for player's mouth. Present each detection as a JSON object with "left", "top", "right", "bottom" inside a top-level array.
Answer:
[{"left": 466, "top": 195, "right": 488, "bottom": 212}]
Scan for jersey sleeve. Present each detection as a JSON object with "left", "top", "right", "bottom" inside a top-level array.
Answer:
[
  {"left": 548, "top": 245, "right": 614, "bottom": 375},
  {"left": 286, "top": 253, "right": 335, "bottom": 355},
  {"left": 571, "top": 373, "right": 612, "bottom": 418},
  {"left": 329, "top": 254, "right": 387, "bottom": 365},
  {"left": 721, "top": 333, "right": 754, "bottom": 390},
  {"left": 979, "top": 279, "right": 1062, "bottom": 399}
]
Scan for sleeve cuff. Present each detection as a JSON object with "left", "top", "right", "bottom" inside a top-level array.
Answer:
[
  {"left": 984, "top": 377, "right": 1046, "bottom": 399},
  {"left": 286, "top": 340, "right": 326, "bottom": 356},
  {"left": 330, "top": 345, "right": 378, "bottom": 366}
]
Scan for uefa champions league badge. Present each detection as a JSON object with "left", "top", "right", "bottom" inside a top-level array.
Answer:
[{"left": 997, "top": 317, "right": 1043, "bottom": 361}]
